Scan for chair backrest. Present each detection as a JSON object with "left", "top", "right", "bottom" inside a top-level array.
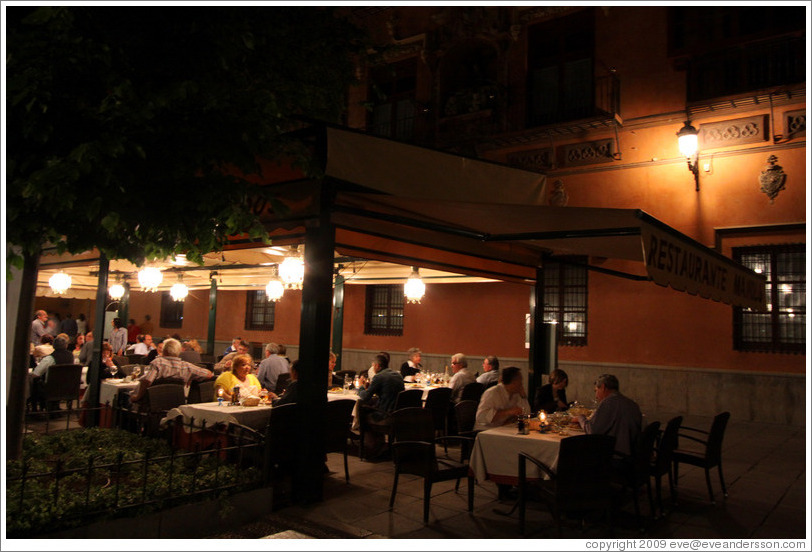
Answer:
[
  {"left": 706, "top": 411, "right": 731, "bottom": 465},
  {"left": 629, "top": 421, "right": 661, "bottom": 482},
  {"left": 267, "top": 403, "right": 298, "bottom": 472},
  {"left": 334, "top": 369, "right": 356, "bottom": 381},
  {"left": 655, "top": 415, "right": 683, "bottom": 473},
  {"left": 454, "top": 399, "right": 478, "bottom": 435},
  {"left": 395, "top": 388, "right": 424, "bottom": 409},
  {"left": 199, "top": 354, "right": 216, "bottom": 365},
  {"left": 126, "top": 354, "right": 145, "bottom": 365},
  {"left": 555, "top": 434, "right": 616, "bottom": 511},
  {"left": 188, "top": 379, "right": 215, "bottom": 403},
  {"left": 324, "top": 399, "right": 356, "bottom": 453},
  {"left": 391, "top": 407, "right": 435, "bottom": 443},
  {"left": 275, "top": 372, "right": 291, "bottom": 394},
  {"left": 117, "top": 364, "right": 138, "bottom": 376},
  {"left": 113, "top": 355, "right": 128, "bottom": 367},
  {"left": 424, "top": 387, "right": 453, "bottom": 430},
  {"left": 461, "top": 382, "right": 485, "bottom": 402},
  {"left": 144, "top": 384, "right": 185, "bottom": 412},
  {"left": 44, "top": 364, "right": 83, "bottom": 401}
]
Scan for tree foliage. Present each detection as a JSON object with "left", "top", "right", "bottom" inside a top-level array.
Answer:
[{"left": 6, "top": 6, "right": 370, "bottom": 269}]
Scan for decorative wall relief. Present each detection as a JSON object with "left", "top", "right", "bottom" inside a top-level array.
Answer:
[
  {"left": 507, "top": 147, "right": 554, "bottom": 172},
  {"left": 784, "top": 109, "right": 805, "bottom": 138},
  {"left": 758, "top": 155, "right": 787, "bottom": 204},
  {"left": 699, "top": 115, "right": 768, "bottom": 150},
  {"left": 561, "top": 139, "right": 615, "bottom": 167},
  {"left": 549, "top": 179, "right": 568, "bottom": 207}
]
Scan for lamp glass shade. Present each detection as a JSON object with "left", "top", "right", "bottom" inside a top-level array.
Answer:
[
  {"left": 677, "top": 122, "right": 699, "bottom": 158},
  {"left": 170, "top": 282, "right": 188, "bottom": 301},
  {"left": 49, "top": 272, "right": 72, "bottom": 295},
  {"left": 265, "top": 278, "right": 284, "bottom": 301},
  {"left": 404, "top": 269, "right": 426, "bottom": 304},
  {"left": 279, "top": 255, "right": 304, "bottom": 289},
  {"left": 138, "top": 267, "right": 163, "bottom": 292},
  {"left": 109, "top": 283, "right": 125, "bottom": 300}
]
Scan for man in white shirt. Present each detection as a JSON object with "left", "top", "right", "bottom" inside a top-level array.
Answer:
[
  {"left": 474, "top": 366, "right": 531, "bottom": 431},
  {"left": 129, "top": 334, "right": 154, "bottom": 355}
]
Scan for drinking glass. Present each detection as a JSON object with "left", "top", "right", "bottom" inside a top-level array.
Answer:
[{"left": 109, "top": 364, "right": 118, "bottom": 379}]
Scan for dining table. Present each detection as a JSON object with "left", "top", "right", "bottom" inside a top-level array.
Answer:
[{"left": 469, "top": 424, "right": 584, "bottom": 486}]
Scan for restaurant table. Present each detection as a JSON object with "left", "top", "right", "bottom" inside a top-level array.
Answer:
[
  {"left": 79, "top": 378, "right": 139, "bottom": 428},
  {"left": 469, "top": 424, "right": 584, "bottom": 486}
]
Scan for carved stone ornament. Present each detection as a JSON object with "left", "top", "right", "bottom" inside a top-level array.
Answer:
[
  {"left": 550, "top": 179, "right": 568, "bottom": 207},
  {"left": 758, "top": 155, "right": 786, "bottom": 204}
]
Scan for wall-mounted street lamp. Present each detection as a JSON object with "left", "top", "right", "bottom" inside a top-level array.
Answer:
[{"left": 677, "top": 120, "right": 700, "bottom": 192}]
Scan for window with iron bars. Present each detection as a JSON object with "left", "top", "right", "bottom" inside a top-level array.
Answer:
[
  {"left": 159, "top": 291, "right": 184, "bottom": 329},
  {"left": 733, "top": 244, "right": 805, "bottom": 353},
  {"left": 543, "top": 258, "right": 588, "bottom": 346},
  {"left": 244, "top": 290, "right": 276, "bottom": 331},
  {"left": 364, "top": 284, "right": 404, "bottom": 336},
  {"left": 367, "top": 58, "right": 417, "bottom": 142}
]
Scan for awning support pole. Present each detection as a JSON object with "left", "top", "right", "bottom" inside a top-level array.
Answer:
[
  {"left": 331, "top": 274, "right": 345, "bottom": 372},
  {"left": 207, "top": 276, "right": 218, "bottom": 356},
  {"left": 85, "top": 252, "right": 110, "bottom": 427}
]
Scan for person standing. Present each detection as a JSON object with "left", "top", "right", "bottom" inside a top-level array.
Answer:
[
  {"left": 109, "top": 317, "right": 128, "bottom": 356},
  {"left": 449, "top": 353, "right": 476, "bottom": 403},
  {"left": 30, "top": 310, "right": 49, "bottom": 345},
  {"left": 127, "top": 319, "right": 141, "bottom": 344},
  {"left": 476, "top": 355, "right": 500, "bottom": 387},
  {"left": 79, "top": 331, "right": 94, "bottom": 365},
  {"left": 59, "top": 313, "right": 78, "bottom": 341},
  {"left": 572, "top": 373, "right": 642, "bottom": 457},
  {"left": 75, "top": 313, "right": 88, "bottom": 336}
]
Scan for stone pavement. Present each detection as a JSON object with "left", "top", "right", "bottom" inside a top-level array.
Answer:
[{"left": 208, "top": 411, "right": 808, "bottom": 542}]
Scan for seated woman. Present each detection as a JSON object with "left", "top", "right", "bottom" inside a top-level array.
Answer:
[
  {"left": 214, "top": 354, "right": 261, "bottom": 401},
  {"left": 100, "top": 342, "right": 120, "bottom": 379},
  {"left": 72, "top": 334, "right": 85, "bottom": 362},
  {"left": 533, "top": 368, "right": 569, "bottom": 414}
]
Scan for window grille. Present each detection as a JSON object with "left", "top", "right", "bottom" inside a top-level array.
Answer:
[
  {"left": 244, "top": 290, "right": 276, "bottom": 331},
  {"left": 364, "top": 285, "right": 404, "bottom": 336}
]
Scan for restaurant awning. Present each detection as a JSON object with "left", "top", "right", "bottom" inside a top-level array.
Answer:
[{"left": 322, "top": 127, "right": 767, "bottom": 310}]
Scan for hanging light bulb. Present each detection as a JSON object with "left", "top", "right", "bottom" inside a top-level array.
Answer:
[
  {"left": 109, "top": 275, "right": 125, "bottom": 300},
  {"left": 169, "top": 273, "right": 188, "bottom": 302},
  {"left": 279, "top": 245, "right": 304, "bottom": 289},
  {"left": 265, "top": 277, "right": 284, "bottom": 302},
  {"left": 404, "top": 267, "right": 426, "bottom": 304},
  {"left": 49, "top": 271, "right": 72, "bottom": 295},
  {"left": 138, "top": 266, "right": 163, "bottom": 292}
]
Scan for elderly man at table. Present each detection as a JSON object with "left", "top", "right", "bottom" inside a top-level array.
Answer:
[
  {"left": 79, "top": 330, "right": 94, "bottom": 365},
  {"left": 476, "top": 355, "right": 500, "bottom": 387},
  {"left": 129, "top": 338, "right": 213, "bottom": 405},
  {"left": 449, "top": 353, "right": 476, "bottom": 403},
  {"left": 572, "top": 373, "right": 642, "bottom": 457},
  {"left": 256, "top": 342, "right": 289, "bottom": 392},
  {"left": 474, "top": 366, "right": 531, "bottom": 431}
]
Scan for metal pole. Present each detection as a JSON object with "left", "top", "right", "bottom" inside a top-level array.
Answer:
[
  {"left": 207, "top": 277, "right": 218, "bottom": 356},
  {"left": 331, "top": 274, "right": 345, "bottom": 372},
  {"left": 85, "top": 253, "right": 110, "bottom": 426},
  {"left": 528, "top": 265, "right": 545, "bottom": 407}
]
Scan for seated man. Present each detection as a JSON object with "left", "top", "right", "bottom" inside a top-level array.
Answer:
[
  {"left": 271, "top": 360, "right": 300, "bottom": 406},
  {"left": 474, "top": 366, "right": 531, "bottom": 431},
  {"left": 476, "top": 355, "right": 500, "bottom": 387},
  {"left": 357, "top": 353, "right": 405, "bottom": 457},
  {"left": 449, "top": 353, "right": 476, "bottom": 403},
  {"left": 31, "top": 335, "right": 75, "bottom": 411},
  {"left": 572, "top": 373, "right": 642, "bottom": 457},
  {"left": 256, "top": 342, "right": 289, "bottom": 392},
  {"left": 129, "top": 338, "right": 213, "bottom": 407}
]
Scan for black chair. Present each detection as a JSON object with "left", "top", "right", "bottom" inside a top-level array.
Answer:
[
  {"left": 334, "top": 369, "right": 356, "bottom": 382},
  {"left": 188, "top": 379, "right": 216, "bottom": 404},
  {"left": 424, "top": 387, "right": 453, "bottom": 439},
  {"left": 141, "top": 384, "right": 186, "bottom": 437},
  {"left": 389, "top": 407, "right": 475, "bottom": 523},
  {"left": 396, "top": 388, "right": 425, "bottom": 409},
  {"left": 460, "top": 382, "right": 485, "bottom": 403},
  {"left": 113, "top": 355, "right": 128, "bottom": 367},
  {"left": 275, "top": 372, "right": 291, "bottom": 395},
  {"left": 199, "top": 354, "right": 217, "bottom": 365},
  {"left": 264, "top": 403, "right": 298, "bottom": 497},
  {"left": 126, "top": 354, "right": 145, "bottom": 365},
  {"left": 519, "top": 434, "right": 616, "bottom": 536},
  {"left": 673, "top": 412, "right": 731, "bottom": 505},
  {"left": 454, "top": 399, "right": 479, "bottom": 438},
  {"left": 324, "top": 399, "right": 357, "bottom": 483},
  {"left": 650, "top": 415, "right": 683, "bottom": 517},
  {"left": 42, "top": 364, "right": 83, "bottom": 433},
  {"left": 613, "top": 421, "right": 661, "bottom": 527}
]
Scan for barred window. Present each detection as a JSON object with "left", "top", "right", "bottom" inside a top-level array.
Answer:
[
  {"left": 364, "top": 285, "right": 404, "bottom": 336},
  {"left": 733, "top": 244, "right": 805, "bottom": 353},
  {"left": 159, "top": 292, "right": 184, "bottom": 329},
  {"left": 368, "top": 59, "right": 417, "bottom": 141},
  {"left": 244, "top": 290, "right": 275, "bottom": 331},
  {"left": 543, "top": 258, "right": 588, "bottom": 346}
]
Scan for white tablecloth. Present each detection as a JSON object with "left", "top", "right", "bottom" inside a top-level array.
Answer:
[
  {"left": 469, "top": 425, "right": 583, "bottom": 485},
  {"left": 99, "top": 380, "right": 139, "bottom": 406},
  {"left": 165, "top": 401, "right": 274, "bottom": 431}
]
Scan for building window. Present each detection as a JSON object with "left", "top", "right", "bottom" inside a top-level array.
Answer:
[
  {"left": 543, "top": 258, "right": 588, "bottom": 346},
  {"left": 733, "top": 244, "right": 805, "bottom": 353},
  {"left": 527, "top": 9, "right": 596, "bottom": 126},
  {"left": 244, "top": 290, "right": 276, "bottom": 331},
  {"left": 440, "top": 41, "right": 498, "bottom": 117},
  {"left": 159, "top": 292, "right": 184, "bottom": 329},
  {"left": 364, "top": 285, "right": 404, "bottom": 336},
  {"left": 368, "top": 58, "right": 417, "bottom": 141}
]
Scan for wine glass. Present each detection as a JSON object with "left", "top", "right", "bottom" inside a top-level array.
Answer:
[{"left": 109, "top": 364, "right": 118, "bottom": 379}]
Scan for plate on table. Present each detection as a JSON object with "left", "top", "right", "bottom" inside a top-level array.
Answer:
[{"left": 106, "top": 378, "right": 125, "bottom": 384}]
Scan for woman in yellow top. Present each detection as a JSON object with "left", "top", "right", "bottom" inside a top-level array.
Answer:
[{"left": 214, "top": 354, "right": 262, "bottom": 401}]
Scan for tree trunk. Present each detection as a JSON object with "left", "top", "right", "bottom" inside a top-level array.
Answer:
[{"left": 6, "top": 249, "right": 40, "bottom": 460}]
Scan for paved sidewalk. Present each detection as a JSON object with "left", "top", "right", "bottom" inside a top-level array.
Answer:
[{"left": 214, "top": 412, "right": 807, "bottom": 541}]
